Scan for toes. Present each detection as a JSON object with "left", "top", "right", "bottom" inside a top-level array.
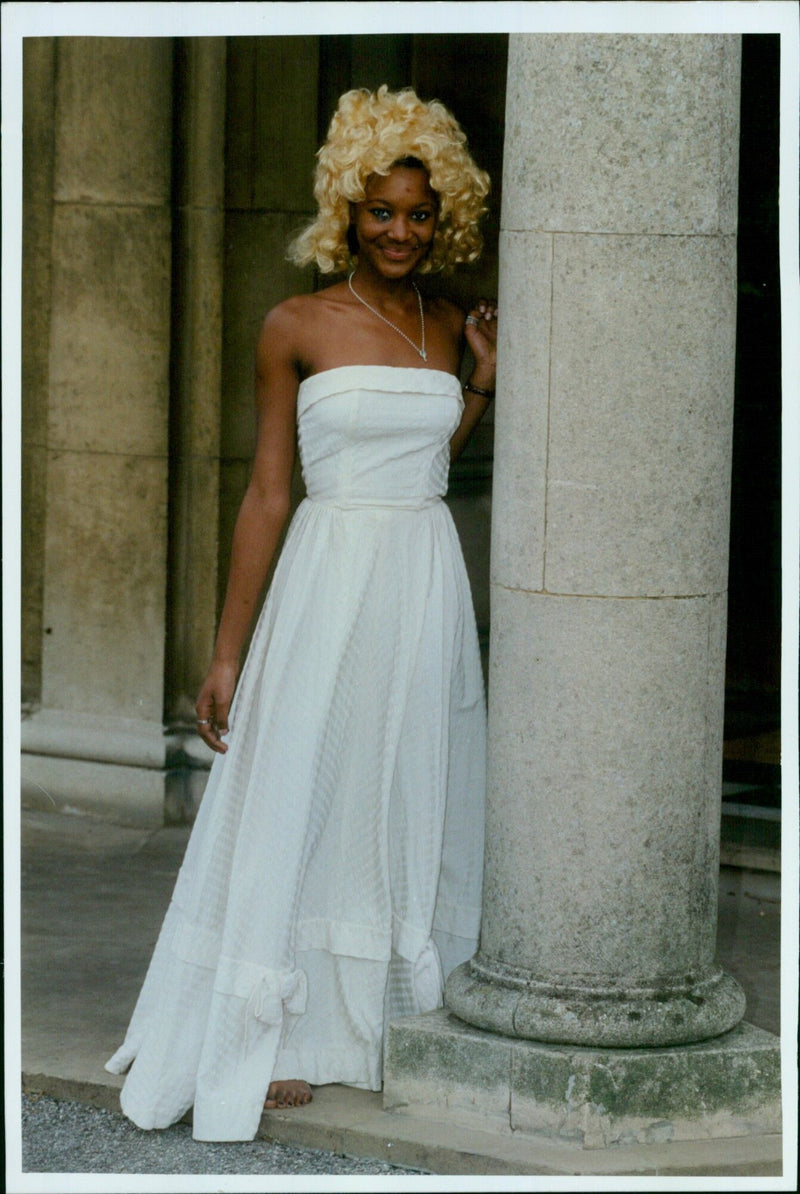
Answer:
[{"left": 264, "top": 1079, "right": 312, "bottom": 1110}]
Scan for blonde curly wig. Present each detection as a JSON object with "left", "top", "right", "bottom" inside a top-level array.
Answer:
[{"left": 288, "top": 85, "right": 490, "bottom": 275}]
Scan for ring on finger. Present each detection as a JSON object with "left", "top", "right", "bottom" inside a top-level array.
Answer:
[
  {"left": 196, "top": 718, "right": 211, "bottom": 726},
  {"left": 465, "top": 315, "right": 479, "bottom": 327}
]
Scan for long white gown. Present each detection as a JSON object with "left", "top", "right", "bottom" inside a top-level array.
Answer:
[{"left": 106, "top": 364, "right": 486, "bottom": 1141}]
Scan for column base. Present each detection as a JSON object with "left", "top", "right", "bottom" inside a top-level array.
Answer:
[
  {"left": 383, "top": 1008, "right": 781, "bottom": 1151},
  {"left": 445, "top": 956, "right": 746, "bottom": 1048},
  {"left": 21, "top": 709, "right": 211, "bottom": 827}
]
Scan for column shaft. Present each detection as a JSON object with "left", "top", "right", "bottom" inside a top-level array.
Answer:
[
  {"left": 165, "top": 37, "right": 227, "bottom": 727},
  {"left": 446, "top": 33, "right": 745, "bottom": 1047},
  {"left": 21, "top": 38, "right": 56, "bottom": 705}
]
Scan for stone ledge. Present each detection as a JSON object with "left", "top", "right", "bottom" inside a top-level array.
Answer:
[
  {"left": 384, "top": 1009, "right": 781, "bottom": 1151},
  {"left": 21, "top": 709, "right": 169, "bottom": 769},
  {"left": 21, "top": 753, "right": 165, "bottom": 829},
  {"left": 21, "top": 1071, "right": 782, "bottom": 1177},
  {"left": 20, "top": 711, "right": 214, "bottom": 827}
]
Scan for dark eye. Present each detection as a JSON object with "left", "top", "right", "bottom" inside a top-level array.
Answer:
[
  {"left": 411, "top": 211, "right": 432, "bottom": 222},
  {"left": 369, "top": 207, "right": 391, "bottom": 221}
]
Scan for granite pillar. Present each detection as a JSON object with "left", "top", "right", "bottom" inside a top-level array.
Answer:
[{"left": 385, "top": 34, "right": 780, "bottom": 1154}]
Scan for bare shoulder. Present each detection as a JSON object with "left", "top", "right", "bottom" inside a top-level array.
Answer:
[
  {"left": 258, "top": 293, "right": 314, "bottom": 341},
  {"left": 258, "top": 285, "right": 349, "bottom": 368},
  {"left": 256, "top": 294, "right": 313, "bottom": 376}
]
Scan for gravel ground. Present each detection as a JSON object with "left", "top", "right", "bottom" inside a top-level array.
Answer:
[{"left": 21, "top": 1094, "right": 422, "bottom": 1176}]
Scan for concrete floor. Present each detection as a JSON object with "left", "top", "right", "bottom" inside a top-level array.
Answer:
[{"left": 15, "top": 808, "right": 786, "bottom": 1178}]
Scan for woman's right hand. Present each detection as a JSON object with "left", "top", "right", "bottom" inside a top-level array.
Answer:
[{"left": 195, "top": 660, "right": 238, "bottom": 754}]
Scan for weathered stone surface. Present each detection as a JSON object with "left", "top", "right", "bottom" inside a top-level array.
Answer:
[
  {"left": 47, "top": 203, "right": 171, "bottom": 456},
  {"left": 53, "top": 38, "right": 172, "bottom": 205},
  {"left": 22, "top": 443, "right": 48, "bottom": 702},
  {"left": 511, "top": 1021, "right": 781, "bottom": 1148},
  {"left": 384, "top": 1010, "right": 781, "bottom": 1149},
  {"left": 23, "top": 34, "right": 174, "bottom": 824},
  {"left": 173, "top": 38, "right": 227, "bottom": 211},
  {"left": 446, "top": 959, "right": 746, "bottom": 1049},
  {"left": 503, "top": 35, "right": 741, "bottom": 235},
  {"left": 225, "top": 36, "right": 319, "bottom": 213},
  {"left": 384, "top": 1013, "right": 511, "bottom": 1133},
  {"left": 41, "top": 452, "right": 168, "bottom": 720},
  {"left": 480, "top": 587, "right": 725, "bottom": 986},
  {"left": 544, "top": 233, "right": 737, "bottom": 597},
  {"left": 491, "top": 229, "right": 737, "bottom": 600},
  {"left": 490, "top": 230, "right": 551, "bottom": 593},
  {"left": 21, "top": 709, "right": 168, "bottom": 769},
  {"left": 22, "top": 37, "right": 55, "bottom": 443},
  {"left": 165, "top": 40, "right": 227, "bottom": 724},
  {"left": 22, "top": 38, "right": 56, "bottom": 704},
  {"left": 170, "top": 207, "right": 225, "bottom": 457},
  {"left": 21, "top": 754, "right": 165, "bottom": 828}
]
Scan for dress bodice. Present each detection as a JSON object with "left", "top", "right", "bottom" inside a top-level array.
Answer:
[{"left": 297, "top": 365, "right": 463, "bottom": 508}]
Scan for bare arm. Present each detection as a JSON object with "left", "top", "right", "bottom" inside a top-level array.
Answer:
[
  {"left": 195, "top": 305, "right": 300, "bottom": 753},
  {"left": 450, "top": 298, "right": 498, "bottom": 462}
]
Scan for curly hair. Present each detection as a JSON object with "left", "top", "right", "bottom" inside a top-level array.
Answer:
[{"left": 288, "top": 86, "right": 490, "bottom": 275}]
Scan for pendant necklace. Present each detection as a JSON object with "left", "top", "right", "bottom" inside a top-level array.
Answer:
[{"left": 348, "top": 272, "right": 427, "bottom": 361}]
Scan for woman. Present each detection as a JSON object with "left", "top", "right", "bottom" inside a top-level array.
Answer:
[{"left": 106, "top": 85, "right": 497, "bottom": 1142}]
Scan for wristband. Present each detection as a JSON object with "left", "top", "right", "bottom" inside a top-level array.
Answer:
[{"left": 463, "top": 381, "right": 495, "bottom": 399}]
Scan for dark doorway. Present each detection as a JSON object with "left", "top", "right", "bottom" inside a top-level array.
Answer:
[{"left": 722, "top": 33, "right": 781, "bottom": 865}]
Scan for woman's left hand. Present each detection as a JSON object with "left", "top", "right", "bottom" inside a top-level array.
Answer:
[{"left": 464, "top": 299, "right": 498, "bottom": 385}]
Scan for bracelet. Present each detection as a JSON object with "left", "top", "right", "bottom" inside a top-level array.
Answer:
[{"left": 463, "top": 381, "right": 495, "bottom": 399}]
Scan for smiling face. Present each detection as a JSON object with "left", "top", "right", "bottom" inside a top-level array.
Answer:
[{"left": 350, "top": 164, "right": 438, "bottom": 279}]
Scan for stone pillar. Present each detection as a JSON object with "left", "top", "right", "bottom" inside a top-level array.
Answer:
[
  {"left": 448, "top": 27, "right": 744, "bottom": 1048},
  {"left": 163, "top": 38, "right": 227, "bottom": 818},
  {"left": 385, "top": 34, "right": 780, "bottom": 1153},
  {"left": 21, "top": 39, "right": 174, "bottom": 826},
  {"left": 21, "top": 38, "right": 56, "bottom": 706}
]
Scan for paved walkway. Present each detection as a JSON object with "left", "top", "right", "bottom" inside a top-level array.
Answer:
[{"left": 14, "top": 808, "right": 784, "bottom": 1181}]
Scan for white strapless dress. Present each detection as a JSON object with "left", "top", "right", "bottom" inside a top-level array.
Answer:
[{"left": 106, "top": 365, "right": 486, "bottom": 1141}]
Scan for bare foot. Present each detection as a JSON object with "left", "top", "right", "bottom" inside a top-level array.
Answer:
[{"left": 264, "top": 1079, "right": 313, "bottom": 1110}]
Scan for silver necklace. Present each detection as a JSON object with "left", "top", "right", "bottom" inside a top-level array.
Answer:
[{"left": 348, "top": 272, "right": 427, "bottom": 361}]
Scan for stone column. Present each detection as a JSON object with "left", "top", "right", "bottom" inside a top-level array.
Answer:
[
  {"left": 385, "top": 34, "right": 780, "bottom": 1153},
  {"left": 447, "top": 27, "right": 744, "bottom": 1047},
  {"left": 163, "top": 38, "right": 227, "bottom": 818},
  {"left": 21, "top": 38, "right": 56, "bottom": 706},
  {"left": 21, "top": 38, "right": 174, "bottom": 826}
]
